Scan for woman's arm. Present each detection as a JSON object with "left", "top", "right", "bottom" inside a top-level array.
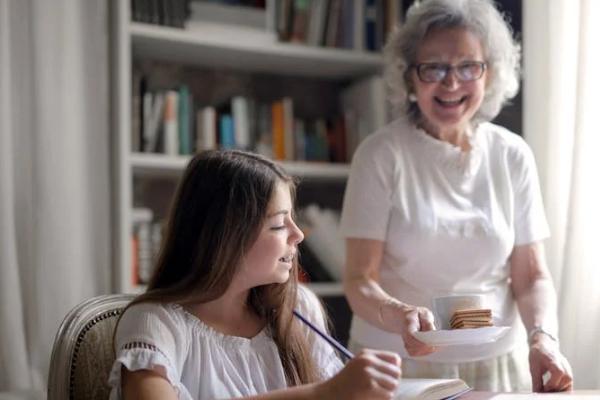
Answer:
[
  {"left": 122, "top": 350, "right": 401, "bottom": 400},
  {"left": 510, "top": 242, "right": 558, "bottom": 338},
  {"left": 343, "top": 238, "right": 436, "bottom": 356},
  {"left": 509, "top": 241, "right": 573, "bottom": 392}
]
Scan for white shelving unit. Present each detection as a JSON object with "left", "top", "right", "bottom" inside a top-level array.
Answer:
[
  {"left": 110, "top": 1, "right": 382, "bottom": 295},
  {"left": 130, "top": 22, "right": 382, "bottom": 78},
  {"left": 130, "top": 152, "right": 351, "bottom": 179}
]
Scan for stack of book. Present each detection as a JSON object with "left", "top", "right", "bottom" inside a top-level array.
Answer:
[
  {"left": 132, "top": 72, "right": 387, "bottom": 162},
  {"left": 131, "top": 0, "right": 191, "bottom": 28},
  {"left": 275, "top": 0, "right": 404, "bottom": 51}
]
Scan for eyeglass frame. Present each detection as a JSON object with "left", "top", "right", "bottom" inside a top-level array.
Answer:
[{"left": 411, "top": 61, "right": 487, "bottom": 83}]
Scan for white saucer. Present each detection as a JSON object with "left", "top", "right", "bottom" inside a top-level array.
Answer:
[{"left": 412, "top": 326, "right": 510, "bottom": 346}]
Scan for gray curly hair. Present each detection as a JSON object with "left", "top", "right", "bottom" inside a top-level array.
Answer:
[{"left": 384, "top": 0, "right": 520, "bottom": 124}]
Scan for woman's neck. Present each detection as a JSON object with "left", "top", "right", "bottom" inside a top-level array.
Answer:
[{"left": 418, "top": 120, "right": 472, "bottom": 152}]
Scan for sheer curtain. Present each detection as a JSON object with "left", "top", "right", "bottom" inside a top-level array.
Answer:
[
  {"left": 524, "top": 0, "right": 600, "bottom": 389},
  {"left": 0, "top": 0, "right": 110, "bottom": 394}
]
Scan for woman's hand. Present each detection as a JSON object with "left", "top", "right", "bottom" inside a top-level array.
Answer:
[
  {"left": 380, "top": 300, "right": 437, "bottom": 357},
  {"left": 343, "top": 238, "right": 437, "bottom": 357},
  {"left": 317, "top": 349, "right": 402, "bottom": 400},
  {"left": 529, "top": 335, "right": 573, "bottom": 392}
]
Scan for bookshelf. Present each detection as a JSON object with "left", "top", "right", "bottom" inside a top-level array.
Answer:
[
  {"left": 130, "top": 22, "right": 382, "bottom": 78},
  {"left": 109, "top": 0, "right": 385, "bottom": 299}
]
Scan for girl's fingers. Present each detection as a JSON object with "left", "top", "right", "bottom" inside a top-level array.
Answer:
[
  {"left": 367, "top": 366, "right": 400, "bottom": 392},
  {"left": 371, "top": 350, "right": 402, "bottom": 368}
]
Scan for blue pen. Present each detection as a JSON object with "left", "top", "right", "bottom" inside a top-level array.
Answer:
[{"left": 292, "top": 309, "right": 355, "bottom": 360}]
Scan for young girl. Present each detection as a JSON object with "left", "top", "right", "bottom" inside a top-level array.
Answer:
[{"left": 108, "top": 150, "right": 401, "bottom": 400}]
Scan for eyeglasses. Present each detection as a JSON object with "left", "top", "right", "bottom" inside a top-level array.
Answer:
[{"left": 413, "top": 61, "right": 487, "bottom": 83}]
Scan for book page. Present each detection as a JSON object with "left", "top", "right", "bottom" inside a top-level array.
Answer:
[{"left": 394, "top": 378, "right": 470, "bottom": 400}]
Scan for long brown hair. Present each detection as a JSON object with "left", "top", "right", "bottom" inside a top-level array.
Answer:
[{"left": 116, "top": 150, "right": 320, "bottom": 385}]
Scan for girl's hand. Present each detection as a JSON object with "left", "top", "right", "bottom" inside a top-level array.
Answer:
[
  {"left": 317, "top": 349, "right": 402, "bottom": 400},
  {"left": 381, "top": 301, "right": 437, "bottom": 357}
]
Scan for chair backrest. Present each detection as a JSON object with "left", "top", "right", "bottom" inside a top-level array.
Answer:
[{"left": 48, "top": 294, "right": 135, "bottom": 400}]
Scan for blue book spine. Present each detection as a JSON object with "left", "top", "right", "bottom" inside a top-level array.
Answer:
[
  {"left": 219, "top": 114, "right": 235, "bottom": 149},
  {"left": 178, "top": 86, "right": 191, "bottom": 155}
]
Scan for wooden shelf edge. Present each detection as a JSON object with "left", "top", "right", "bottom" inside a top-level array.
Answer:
[
  {"left": 130, "top": 22, "right": 383, "bottom": 78},
  {"left": 129, "top": 153, "right": 349, "bottom": 179}
]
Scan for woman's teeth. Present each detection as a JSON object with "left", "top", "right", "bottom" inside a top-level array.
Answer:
[{"left": 436, "top": 96, "right": 465, "bottom": 106}]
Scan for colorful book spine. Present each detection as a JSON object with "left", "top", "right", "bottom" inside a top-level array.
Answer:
[
  {"left": 163, "top": 90, "right": 179, "bottom": 156},
  {"left": 219, "top": 114, "right": 235, "bottom": 149},
  {"left": 271, "top": 100, "right": 285, "bottom": 160},
  {"left": 178, "top": 85, "right": 192, "bottom": 155}
]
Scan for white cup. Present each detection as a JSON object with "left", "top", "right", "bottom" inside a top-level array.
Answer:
[{"left": 432, "top": 294, "right": 486, "bottom": 330}]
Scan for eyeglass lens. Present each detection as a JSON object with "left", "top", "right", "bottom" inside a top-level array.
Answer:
[{"left": 417, "top": 62, "right": 485, "bottom": 82}]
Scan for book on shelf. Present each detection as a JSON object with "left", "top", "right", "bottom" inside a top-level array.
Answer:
[
  {"left": 282, "top": 97, "right": 294, "bottom": 160},
  {"left": 178, "top": 85, "right": 193, "bottom": 155},
  {"left": 351, "top": 0, "right": 365, "bottom": 50},
  {"left": 143, "top": 91, "right": 167, "bottom": 153},
  {"left": 289, "top": 0, "right": 310, "bottom": 43},
  {"left": 364, "top": 0, "right": 377, "bottom": 51},
  {"left": 255, "top": 102, "right": 273, "bottom": 158},
  {"left": 131, "top": 208, "right": 154, "bottom": 285},
  {"left": 188, "top": 0, "right": 266, "bottom": 30},
  {"left": 219, "top": 114, "right": 235, "bottom": 149},
  {"left": 304, "top": 119, "right": 329, "bottom": 161},
  {"left": 232, "top": 96, "right": 251, "bottom": 150},
  {"left": 196, "top": 106, "right": 217, "bottom": 151},
  {"left": 327, "top": 115, "right": 346, "bottom": 163},
  {"left": 324, "top": 0, "right": 342, "bottom": 47},
  {"left": 275, "top": 0, "right": 294, "bottom": 41},
  {"left": 271, "top": 99, "right": 285, "bottom": 159},
  {"left": 394, "top": 378, "right": 471, "bottom": 400},
  {"left": 163, "top": 90, "right": 179, "bottom": 155},
  {"left": 337, "top": 0, "right": 355, "bottom": 49},
  {"left": 131, "top": 71, "right": 144, "bottom": 152},
  {"left": 131, "top": 0, "right": 190, "bottom": 28},
  {"left": 293, "top": 119, "right": 306, "bottom": 161},
  {"left": 306, "top": 0, "right": 328, "bottom": 46}
]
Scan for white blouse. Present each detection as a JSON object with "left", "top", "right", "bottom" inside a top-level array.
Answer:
[
  {"left": 108, "top": 285, "right": 343, "bottom": 399},
  {"left": 340, "top": 117, "right": 550, "bottom": 362}
]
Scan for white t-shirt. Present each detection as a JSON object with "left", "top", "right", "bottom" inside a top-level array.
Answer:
[
  {"left": 340, "top": 117, "right": 550, "bottom": 363},
  {"left": 108, "top": 285, "right": 343, "bottom": 399}
]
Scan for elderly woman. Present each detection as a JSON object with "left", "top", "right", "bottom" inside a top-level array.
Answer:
[{"left": 340, "top": 0, "right": 573, "bottom": 393}]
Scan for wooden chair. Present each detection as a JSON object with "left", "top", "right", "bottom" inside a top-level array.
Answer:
[{"left": 47, "top": 294, "right": 134, "bottom": 400}]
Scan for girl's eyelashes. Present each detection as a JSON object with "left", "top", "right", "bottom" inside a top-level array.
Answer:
[{"left": 270, "top": 225, "right": 286, "bottom": 231}]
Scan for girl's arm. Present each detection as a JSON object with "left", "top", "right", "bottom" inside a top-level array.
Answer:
[
  {"left": 122, "top": 349, "right": 401, "bottom": 400},
  {"left": 122, "top": 368, "right": 178, "bottom": 400}
]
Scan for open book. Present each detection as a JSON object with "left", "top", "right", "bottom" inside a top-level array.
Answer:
[{"left": 395, "top": 378, "right": 472, "bottom": 400}]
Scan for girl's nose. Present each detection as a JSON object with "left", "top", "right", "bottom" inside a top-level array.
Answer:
[{"left": 290, "top": 221, "right": 304, "bottom": 245}]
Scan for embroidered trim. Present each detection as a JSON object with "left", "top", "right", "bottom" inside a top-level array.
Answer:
[{"left": 120, "top": 341, "right": 170, "bottom": 361}]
